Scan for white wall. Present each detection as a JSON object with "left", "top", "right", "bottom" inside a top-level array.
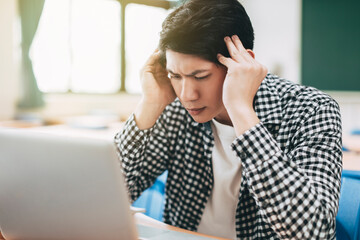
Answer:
[
  {"left": 0, "top": 0, "right": 20, "bottom": 121},
  {"left": 241, "top": 0, "right": 301, "bottom": 83}
]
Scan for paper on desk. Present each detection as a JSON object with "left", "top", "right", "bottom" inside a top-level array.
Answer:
[{"left": 130, "top": 206, "right": 146, "bottom": 214}]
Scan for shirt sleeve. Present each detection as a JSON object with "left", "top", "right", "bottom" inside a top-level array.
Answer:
[
  {"left": 231, "top": 100, "right": 342, "bottom": 239},
  {"left": 114, "top": 112, "right": 170, "bottom": 202}
]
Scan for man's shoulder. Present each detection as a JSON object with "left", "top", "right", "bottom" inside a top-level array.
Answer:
[{"left": 263, "top": 74, "right": 338, "bottom": 110}]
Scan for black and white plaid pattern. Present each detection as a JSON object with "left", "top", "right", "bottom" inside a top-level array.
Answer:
[{"left": 115, "top": 74, "right": 342, "bottom": 239}]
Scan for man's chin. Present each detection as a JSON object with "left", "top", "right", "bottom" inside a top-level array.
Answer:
[{"left": 190, "top": 115, "right": 211, "bottom": 124}]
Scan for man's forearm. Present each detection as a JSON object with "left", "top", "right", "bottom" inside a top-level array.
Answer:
[
  {"left": 227, "top": 104, "right": 260, "bottom": 136},
  {"left": 134, "top": 98, "right": 167, "bottom": 130}
]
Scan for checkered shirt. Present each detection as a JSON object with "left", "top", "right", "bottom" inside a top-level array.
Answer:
[{"left": 114, "top": 74, "right": 342, "bottom": 239}]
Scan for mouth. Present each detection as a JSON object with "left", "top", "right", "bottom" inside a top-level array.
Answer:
[{"left": 186, "top": 107, "right": 206, "bottom": 116}]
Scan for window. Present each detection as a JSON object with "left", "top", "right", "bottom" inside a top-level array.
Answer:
[
  {"left": 30, "top": 0, "right": 176, "bottom": 94},
  {"left": 125, "top": 4, "right": 169, "bottom": 93}
]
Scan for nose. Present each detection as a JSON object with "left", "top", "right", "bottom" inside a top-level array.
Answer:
[{"left": 180, "top": 78, "right": 199, "bottom": 102}]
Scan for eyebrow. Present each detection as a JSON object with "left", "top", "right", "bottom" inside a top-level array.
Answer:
[{"left": 167, "top": 69, "right": 210, "bottom": 77}]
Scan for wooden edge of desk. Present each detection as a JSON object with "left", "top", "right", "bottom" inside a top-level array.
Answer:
[{"left": 134, "top": 213, "right": 230, "bottom": 240}]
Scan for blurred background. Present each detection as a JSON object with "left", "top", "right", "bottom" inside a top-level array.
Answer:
[{"left": 0, "top": 0, "right": 359, "bottom": 133}]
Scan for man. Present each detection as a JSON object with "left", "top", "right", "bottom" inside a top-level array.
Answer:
[{"left": 115, "top": 0, "right": 342, "bottom": 239}]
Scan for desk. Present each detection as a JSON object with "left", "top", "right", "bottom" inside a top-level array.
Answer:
[
  {"left": 343, "top": 152, "right": 360, "bottom": 171},
  {"left": 0, "top": 214, "right": 228, "bottom": 240},
  {"left": 343, "top": 134, "right": 360, "bottom": 171},
  {"left": 343, "top": 135, "right": 360, "bottom": 153}
]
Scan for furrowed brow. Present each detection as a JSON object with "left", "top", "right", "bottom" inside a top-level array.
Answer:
[
  {"left": 167, "top": 69, "right": 178, "bottom": 75},
  {"left": 166, "top": 69, "right": 209, "bottom": 76}
]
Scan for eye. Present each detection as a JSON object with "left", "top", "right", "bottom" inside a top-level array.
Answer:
[
  {"left": 194, "top": 75, "right": 210, "bottom": 80},
  {"left": 169, "top": 74, "right": 182, "bottom": 80}
]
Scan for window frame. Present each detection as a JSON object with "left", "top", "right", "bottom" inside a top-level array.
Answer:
[{"left": 117, "top": 0, "right": 175, "bottom": 93}]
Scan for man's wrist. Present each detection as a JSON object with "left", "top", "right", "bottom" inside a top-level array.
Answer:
[
  {"left": 226, "top": 105, "right": 260, "bottom": 136},
  {"left": 134, "top": 98, "right": 167, "bottom": 130}
]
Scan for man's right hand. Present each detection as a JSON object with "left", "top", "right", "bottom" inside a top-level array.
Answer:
[
  {"left": 140, "top": 49, "right": 176, "bottom": 107},
  {"left": 134, "top": 50, "right": 176, "bottom": 130}
]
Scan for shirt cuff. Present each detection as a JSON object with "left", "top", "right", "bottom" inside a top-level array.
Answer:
[
  {"left": 231, "top": 122, "right": 282, "bottom": 173},
  {"left": 114, "top": 113, "right": 150, "bottom": 156}
]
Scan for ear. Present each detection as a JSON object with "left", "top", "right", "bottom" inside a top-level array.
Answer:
[{"left": 246, "top": 49, "right": 255, "bottom": 59}]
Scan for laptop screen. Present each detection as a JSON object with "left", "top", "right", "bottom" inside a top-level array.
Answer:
[{"left": 0, "top": 129, "right": 137, "bottom": 240}]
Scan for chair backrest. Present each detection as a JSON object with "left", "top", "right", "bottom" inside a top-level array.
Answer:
[
  {"left": 132, "top": 171, "right": 167, "bottom": 221},
  {"left": 336, "top": 175, "right": 360, "bottom": 240},
  {"left": 342, "top": 170, "right": 360, "bottom": 180}
]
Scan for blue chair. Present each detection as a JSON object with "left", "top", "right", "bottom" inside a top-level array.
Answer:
[
  {"left": 342, "top": 170, "right": 360, "bottom": 180},
  {"left": 336, "top": 173, "right": 360, "bottom": 240},
  {"left": 351, "top": 129, "right": 360, "bottom": 136},
  {"left": 132, "top": 171, "right": 167, "bottom": 221}
]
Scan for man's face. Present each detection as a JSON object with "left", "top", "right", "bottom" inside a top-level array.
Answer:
[{"left": 166, "top": 50, "right": 230, "bottom": 124}]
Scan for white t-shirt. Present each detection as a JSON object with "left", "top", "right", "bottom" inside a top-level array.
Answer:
[{"left": 197, "top": 119, "right": 243, "bottom": 239}]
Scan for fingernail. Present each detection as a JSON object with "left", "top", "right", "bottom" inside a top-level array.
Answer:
[
  {"left": 224, "top": 36, "right": 230, "bottom": 41},
  {"left": 232, "top": 35, "right": 238, "bottom": 39}
]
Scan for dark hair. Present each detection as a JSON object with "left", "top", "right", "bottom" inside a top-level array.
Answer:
[{"left": 158, "top": 0, "right": 254, "bottom": 66}]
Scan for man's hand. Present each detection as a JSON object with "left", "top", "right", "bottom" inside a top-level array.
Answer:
[
  {"left": 217, "top": 35, "right": 268, "bottom": 135},
  {"left": 134, "top": 50, "right": 176, "bottom": 130},
  {"left": 140, "top": 49, "right": 176, "bottom": 107}
]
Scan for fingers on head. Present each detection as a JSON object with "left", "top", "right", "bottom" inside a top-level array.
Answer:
[
  {"left": 224, "top": 36, "right": 239, "bottom": 58},
  {"left": 217, "top": 53, "right": 236, "bottom": 69},
  {"left": 231, "top": 35, "right": 246, "bottom": 52},
  {"left": 224, "top": 35, "right": 248, "bottom": 58},
  {"left": 146, "top": 51, "right": 161, "bottom": 66},
  {"left": 217, "top": 53, "right": 228, "bottom": 65}
]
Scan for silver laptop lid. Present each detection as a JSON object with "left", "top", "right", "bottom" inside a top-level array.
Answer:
[{"left": 0, "top": 129, "right": 137, "bottom": 240}]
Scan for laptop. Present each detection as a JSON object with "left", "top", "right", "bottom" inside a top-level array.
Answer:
[
  {"left": 0, "top": 128, "right": 138, "bottom": 240},
  {"left": 0, "top": 129, "right": 216, "bottom": 240}
]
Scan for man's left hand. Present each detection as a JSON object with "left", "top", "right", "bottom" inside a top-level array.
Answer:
[{"left": 217, "top": 35, "right": 267, "bottom": 135}]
